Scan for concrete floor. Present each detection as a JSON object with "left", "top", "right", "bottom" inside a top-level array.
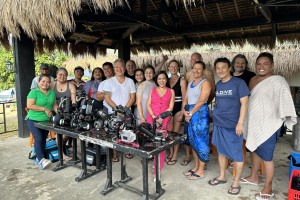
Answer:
[{"left": 0, "top": 133, "right": 294, "bottom": 200}]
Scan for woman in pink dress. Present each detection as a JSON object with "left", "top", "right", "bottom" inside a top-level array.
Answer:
[{"left": 146, "top": 71, "right": 175, "bottom": 179}]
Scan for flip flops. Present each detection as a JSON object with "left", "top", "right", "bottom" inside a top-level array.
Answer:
[
  {"left": 187, "top": 173, "right": 205, "bottom": 180},
  {"left": 167, "top": 160, "right": 177, "bottom": 165},
  {"left": 208, "top": 177, "right": 227, "bottom": 186},
  {"left": 180, "top": 159, "right": 191, "bottom": 166},
  {"left": 183, "top": 169, "right": 195, "bottom": 176},
  {"left": 228, "top": 185, "right": 241, "bottom": 195},
  {"left": 240, "top": 177, "right": 259, "bottom": 185},
  {"left": 255, "top": 192, "right": 275, "bottom": 200},
  {"left": 165, "top": 155, "right": 173, "bottom": 162}
]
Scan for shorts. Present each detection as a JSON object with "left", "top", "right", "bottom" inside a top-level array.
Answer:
[{"left": 255, "top": 127, "right": 281, "bottom": 161}]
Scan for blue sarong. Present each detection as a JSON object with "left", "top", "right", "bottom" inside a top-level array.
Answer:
[
  {"left": 186, "top": 104, "right": 210, "bottom": 163},
  {"left": 255, "top": 127, "right": 280, "bottom": 161},
  {"left": 212, "top": 126, "right": 243, "bottom": 162}
]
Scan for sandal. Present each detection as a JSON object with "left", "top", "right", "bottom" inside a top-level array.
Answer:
[
  {"left": 165, "top": 155, "right": 173, "bottom": 162},
  {"left": 125, "top": 154, "right": 133, "bottom": 159},
  {"left": 208, "top": 177, "right": 227, "bottom": 186},
  {"left": 183, "top": 169, "right": 195, "bottom": 176},
  {"left": 228, "top": 185, "right": 241, "bottom": 195},
  {"left": 255, "top": 192, "right": 275, "bottom": 200},
  {"left": 240, "top": 177, "right": 259, "bottom": 185},
  {"left": 180, "top": 159, "right": 191, "bottom": 166},
  {"left": 187, "top": 173, "right": 205, "bottom": 180},
  {"left": 167, "top": 160, "right": 177, "bottom": 165},
  {"left": 112, "top": 156, "right": 119, "bottom": 162}
]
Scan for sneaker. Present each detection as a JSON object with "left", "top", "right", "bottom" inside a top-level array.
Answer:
[{"left": 38, "top": 158, "right": 52, "bottom": 170}]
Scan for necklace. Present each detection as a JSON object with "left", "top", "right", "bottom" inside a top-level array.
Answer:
[
  {"left": 57, "top": 83, "right": 64, "bottom": 91},
  {"left": 158, "top": 87, "right": 166, "bottom": 95}
]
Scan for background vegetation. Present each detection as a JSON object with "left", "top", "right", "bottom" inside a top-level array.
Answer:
[{"left": 0, "top": 48, "right": 70, "bottom": 90}]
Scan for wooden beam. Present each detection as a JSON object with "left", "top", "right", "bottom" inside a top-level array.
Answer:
[
  {"left": 200, "top": 7, "right": 208, "bottom": 23},
  {"left": 122, "top": 24, "right": 143, "bottom": 39},
  {"left": 92, "top": 37, "right": 105, "bottom": 46},
  {"left": 185, "top": 8, "right": 194, "bottom": 24},
  {"left": 216, "top": 3, "right": 223, "bottom": 21},
  {"left": 225, "top": 30, "right": 229, "bottom": 36},
  {"left": 259, "top": 5, "right": 272, "bottom": 22},
  {"left": 254, "top": 5, "right": 258, "bottom": 15},
  {"left": 266, "top": 0, "right": 300, "bottom": 7},
  {"left": 134, "top": 11, "right": 300, "bottom": 40},
  {"left": 75, "top": 12, "right": 174, "bottom": 33},
  {"left": 234, "top": 0, "right": 240, "bottom": 18},
  {"left": 115, "top": 12, "right": 175, "bottom": 34},
  {"left": 253, "top": 1, "right": 272, "bottom": 22}
]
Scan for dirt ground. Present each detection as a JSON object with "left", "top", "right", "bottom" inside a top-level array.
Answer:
[{"left": 0, "top": 131, "right": 295, "bottom": 200}]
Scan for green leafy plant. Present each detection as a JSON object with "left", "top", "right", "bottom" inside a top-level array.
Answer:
[{"left": 0, "top": 48, "right": 70, "bottom": 90}]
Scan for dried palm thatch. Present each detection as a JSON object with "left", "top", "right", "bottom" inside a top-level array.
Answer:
[
  {"left": 0, "top": 0, "right": 126, "bottom": 40},
  {"left": 0, "top": 0, "right": 201, "bottom": 42},
  {"left": 36, "top": 38, "right": 44, "bottom": 55},
  {"left": 44, "top": 38, "right": 55, "bottom": 52},
  {"left": 97, "top": 47, "right": 107, "bottom": 56},
  {"left": 55, "top": 41, "right": 69, "bottom": 54},
  {"left": 131, "top": 45, "right": 300, "bottom": 79},
  {"left": 0, "top": 32, "right": 10, "bottom": 50},
  {"left": 63, "top": 54, "right": 117, "bottom": 73}
]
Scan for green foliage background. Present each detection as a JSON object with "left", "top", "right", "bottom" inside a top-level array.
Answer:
[{"left": 0, "top": 48, "right": 70, "bottom": 90}]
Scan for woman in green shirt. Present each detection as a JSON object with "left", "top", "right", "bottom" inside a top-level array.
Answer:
[{"left": 27, "top": 75, "right": 58, "bottom": 170}]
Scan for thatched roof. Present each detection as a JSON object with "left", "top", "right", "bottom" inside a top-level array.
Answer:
[
  {"left": 0, "top": 0, "right": 300, "bottom": 55},
  {"left": 62, "top": 43, "right": 300, "bottom": 79},
  {"left": 131, "top": 46, "right": 300, "bottom": 79}
]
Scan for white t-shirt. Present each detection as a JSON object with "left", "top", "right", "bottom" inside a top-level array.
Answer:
[
  {"left": 31, "top": 75, "right": 55, "bottom": 89},
  {"left": 102, "top": 76, "right": 136, "bottom": 113},
  {"left": 97, "top": 80, "right": 105, "bottom": 92}
]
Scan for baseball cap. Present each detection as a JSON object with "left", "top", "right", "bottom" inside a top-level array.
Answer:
[
  {"left": 74, "top": 66, "right": 84, "bottom": 72},
  {"left": 40, "top": 63, "right": 49, "bottom": 70}
]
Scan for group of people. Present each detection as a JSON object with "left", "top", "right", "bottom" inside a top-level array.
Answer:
[{"left": 25, "top": 51, "right": 297, "bottom": 200}]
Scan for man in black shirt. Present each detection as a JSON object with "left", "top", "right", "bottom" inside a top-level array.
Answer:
[
  {"left": 231, "top": 54, "right": 256, "bottom": 86},
  {"left": 125, "top": 60, "right": 136, "bottom": 81}
]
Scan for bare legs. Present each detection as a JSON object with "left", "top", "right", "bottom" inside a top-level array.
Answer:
[
  {"left": 167, "top": 112, "right": 182, "bottom": 164},
  {"left": 216, "top": 154, "right": 227, "bottom": 181},
  {"left": 243, "top": 152, "right": 274, "bottom": 195},
  {"left": 209, "top": 154, "right": 243, "bottom": 194},
  {"left": 190, "top": 149, "right": 205, "bottom": 176}
]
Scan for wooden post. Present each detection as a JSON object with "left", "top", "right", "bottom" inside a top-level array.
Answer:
[
  {"left": 12, "top": 33, "right": 35, "bottom": 138},
  {"left": 118, "top": 37, "right": 130, "bottom": 62}
]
